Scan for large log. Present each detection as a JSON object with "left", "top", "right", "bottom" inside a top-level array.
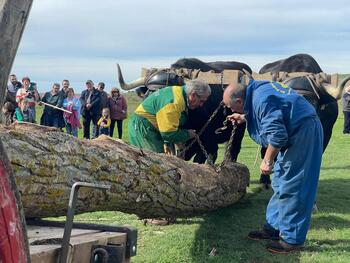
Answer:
[{"left": 0, "top": 123, "right": 250, "bottom": 219}]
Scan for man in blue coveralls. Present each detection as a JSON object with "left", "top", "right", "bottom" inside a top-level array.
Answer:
[{"left": 223, "top": 80, "right": 323, "bottom": 254}]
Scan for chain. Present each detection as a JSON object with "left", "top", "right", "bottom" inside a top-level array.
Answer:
[
  {"left": 178, "top": 101, "right": 224, "bottom": 156},
  {"left": 216, "top": 124, "right": 237, "bottom": 172},
  {"left": 193, "top": 134, "right": 214, "bottom": 167}
]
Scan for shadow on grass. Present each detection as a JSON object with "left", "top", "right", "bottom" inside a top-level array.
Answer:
[
  {"left": 188, "top": 177, "right": 350, "bottom": 262},
  {"left": 189, "top": 187, "right": 301, "bottom": 263},
  {"left": 306, "top": 239, "right": 350, "bottom": 253},
  {"left": 311, "top": 215, "right": 350, "bottom": 230},
  {"left": 321, "top": 165, "right": 350, "bottom": 170},
  {"left": 316, "top": 178, "right": 350, "bottom": 214}
]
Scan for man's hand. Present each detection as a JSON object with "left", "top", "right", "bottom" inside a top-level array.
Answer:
[
  {"left": 227, "top": 113, "right": 246, "bottom": 124},
  {"left": 188, "top": 129, "right": 197, "bottom": 139},
  {"left": 260, "top": 159, "right": 273, "bottom": 175}
]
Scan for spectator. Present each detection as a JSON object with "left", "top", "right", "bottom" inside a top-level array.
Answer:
[
  {"left": 343, "top": 86, "right": 350, "bottom": 134},
  {"left": 40, "top": 83, "right": 64, "bottom": 128},
  {"left": 2, "top": 102, "right": 15, "bottom": 125},
  {"left": 108, "top": 88, "right": 127, "bottom": 139},
  {"left": 14, "top": 100, "right": 34, "bottom": 123},
  {"left": 97, "top": 108, "right": 111, "bottom": 136},
  {"left": 16, "top": 77, "right": 40, "bottom": 122},
  {"left": 80, "top": 80, "right": 101, "bottom": 139},
  {"left": 63, "top": 87, "right": 81, "bottom": 137},
  {"left": 5, "top": 74, "right": 22, "bottom": 120},
  {"left": 60, "top": 79, "right": 70, "bottom": 98},
  {"left": 97, "top": 82, "right": 109, "bottom": 110}
]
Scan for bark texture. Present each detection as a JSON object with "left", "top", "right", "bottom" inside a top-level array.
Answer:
[{"left": 0, "top": 123, "right": 250, "bottom": 219}]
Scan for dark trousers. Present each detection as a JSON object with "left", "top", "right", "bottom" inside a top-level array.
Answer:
[
  {"left": 110, "top": 119, "right": 123, "bottom": 139},
  {"left": 344, "top": 111, "right": 350, "bottom": 134},
  {"left": 82, "top": 113, "right": 100, "bottom": 139}
]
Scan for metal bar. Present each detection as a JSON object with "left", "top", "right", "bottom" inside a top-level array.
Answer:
[{"left": 59, "top": 182, "right": 110, "bottom": 263}]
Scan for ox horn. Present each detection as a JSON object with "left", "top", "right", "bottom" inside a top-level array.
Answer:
[
  {"left": 242, "top": 69, "right": 254, "bottom": 81},
  {"left": 117, "top": 63, "right": 146, "bottom": 90},
  {"left": 323, "top": 75, "right": 350, "bottom": 100}
]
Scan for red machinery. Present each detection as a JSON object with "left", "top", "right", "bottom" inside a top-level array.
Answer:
[{"left": 0, "top": 141, "right": 29, "bottom": 262}]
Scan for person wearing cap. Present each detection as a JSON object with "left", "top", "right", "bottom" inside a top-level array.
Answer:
[
  {"left": 108, "top": 87, "right": 127, "bottom": 139},
  {"left": 223, "top": 80, "right": 323, "bottom": 254},
  {"left": 80, "top": 80, "right": 101, "bottom": 139},
  {"left": 128, "top": 79, "right": 211, "bottom": 153}
]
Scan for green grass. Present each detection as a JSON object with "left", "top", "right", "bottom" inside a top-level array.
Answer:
[{"left": 40, "top": 94, "right": 350, "bottom": 262}]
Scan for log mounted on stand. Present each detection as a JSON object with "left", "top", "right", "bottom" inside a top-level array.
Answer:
[{"left": 0, "top": 123, "right": 250, "bottom": 219}]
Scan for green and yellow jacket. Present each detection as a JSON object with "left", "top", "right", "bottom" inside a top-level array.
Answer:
[{"left": 134, "top": 85, "right": 190, "bottom": 143}]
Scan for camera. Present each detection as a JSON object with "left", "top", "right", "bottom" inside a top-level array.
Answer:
[{"left": 26, "top": 90, "right": 35, "bottom": 98}]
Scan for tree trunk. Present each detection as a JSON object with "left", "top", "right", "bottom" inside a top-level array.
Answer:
[
  {"left": 0, "top": 0, "right": 33, "bottom": 108},
  {"left": 0, "top": 123, "right": 250, "bottom": 219}
]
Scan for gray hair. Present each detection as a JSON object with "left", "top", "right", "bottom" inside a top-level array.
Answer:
[
  {"left": 227, "top": 83, "right": 247, "bottom": 105},
  {"left": 185, "top": 79, "right": 211, "bottom": 97}
]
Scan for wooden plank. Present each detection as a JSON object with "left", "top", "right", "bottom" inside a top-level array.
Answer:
[
  {"left": 68, "top": 232, "right": 127, "bottom": 263},
  {"left": 27, "top": 225, "right": 100, "bottom": 243},
  {"left": 30, "top": 245, "right": 60, "bottom": 263},
  {"left": 30, "top": 229, "right": 127, "bottom": 263},
  {"left": 141, "top": 68, "right": 339, "bottom": 87}
]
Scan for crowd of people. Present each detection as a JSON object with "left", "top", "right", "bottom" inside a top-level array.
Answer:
[{"left": 3, "top": 74, "right": 128, "bottom": 139}]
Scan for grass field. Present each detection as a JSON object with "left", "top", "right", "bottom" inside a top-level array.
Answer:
[{"left": 39, "top": 93, "right": 350, "bottom": 263}]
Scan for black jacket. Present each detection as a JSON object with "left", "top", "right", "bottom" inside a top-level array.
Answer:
[{"left": 80, "top": 88, "right": 101, "bottom": 117}]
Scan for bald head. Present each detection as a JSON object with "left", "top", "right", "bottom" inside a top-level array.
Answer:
[{"left": 223, "top": 83, "right": 247, "bottom": 113}]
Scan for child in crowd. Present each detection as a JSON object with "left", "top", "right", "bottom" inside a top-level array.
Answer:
[
  {"left": 63, "top": 87, "right": 81, "bottom": 137},
  {"left": 97, "top": 108, "right": 111, "bottom": 136},
  {"left": 2, "top": 102, "right": 15, "bottom": 125},
  {"left": 13, "top": 100, "right": 34, "bottom": 123}
]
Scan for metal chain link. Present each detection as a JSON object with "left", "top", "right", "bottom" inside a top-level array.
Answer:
[
  {"left": 178, "top": 101, "right": 224, "bottom": 156},
  {"left": 216, "top": 124, "right": 237, "bottom": 172},
  {"left": 193, "top": 134, "right": 214, "bottom": 167}
]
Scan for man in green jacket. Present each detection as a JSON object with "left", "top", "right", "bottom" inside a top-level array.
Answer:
[{"left": 128, "top": 79, "right": 211, "bottom": 153}]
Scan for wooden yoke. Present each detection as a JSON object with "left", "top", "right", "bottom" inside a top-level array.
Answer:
[{"left": 141, "top": 68, "right": 339, "bottom": 87}]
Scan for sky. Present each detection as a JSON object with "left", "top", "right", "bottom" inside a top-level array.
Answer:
[{"left": 11, "top": 0, "right": 350, "bottom": 93}]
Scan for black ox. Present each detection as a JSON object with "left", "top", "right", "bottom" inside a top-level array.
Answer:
[
  {"left": 259, "top": 53, "right": 350, "bottom": 152},
  {"left": 117, "top": 58, "right": 252, "bottom": 164}
]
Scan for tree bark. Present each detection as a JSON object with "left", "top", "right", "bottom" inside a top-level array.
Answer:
[{"left": 0, "top": 123, "right": 250, "bottom": 219}]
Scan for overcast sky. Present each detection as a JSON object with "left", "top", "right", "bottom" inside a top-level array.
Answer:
[{"left": 11, "top": 0, "right": 350, "bottom": 93}]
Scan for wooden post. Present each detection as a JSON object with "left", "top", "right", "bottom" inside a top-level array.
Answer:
[{"left": 0, "top": 0, "right": 33, "bottom": 108}]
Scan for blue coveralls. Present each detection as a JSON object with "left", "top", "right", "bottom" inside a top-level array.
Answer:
[{"left": 244, "top": 80, "right": 323, "bottom": 245}]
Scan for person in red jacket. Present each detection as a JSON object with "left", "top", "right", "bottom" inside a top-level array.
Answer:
[{"left": 108, "top": 88, "right": 127, "bottom": 139}]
